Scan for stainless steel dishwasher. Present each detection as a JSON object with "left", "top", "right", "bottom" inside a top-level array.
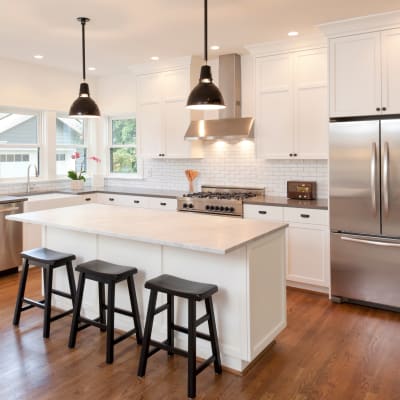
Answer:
[{"left": 0, "top": 201, "right": 23, "bottom": 274}]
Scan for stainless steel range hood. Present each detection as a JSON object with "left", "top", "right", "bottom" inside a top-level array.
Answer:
[{"left": 185, "top": 54, "right": 254, "bottom": 140}]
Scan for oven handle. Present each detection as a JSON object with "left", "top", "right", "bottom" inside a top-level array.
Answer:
[{"left": 340, "top": 236, "right": 400, "bottom": 248}]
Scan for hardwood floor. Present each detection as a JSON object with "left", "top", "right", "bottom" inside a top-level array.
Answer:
[{"left": 1, "top": 268, "right": 400, "bottom": 400}]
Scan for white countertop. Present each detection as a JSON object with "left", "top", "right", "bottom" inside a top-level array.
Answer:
[{"left": 7, "top": 204, "right": 287, "bottom": 254}]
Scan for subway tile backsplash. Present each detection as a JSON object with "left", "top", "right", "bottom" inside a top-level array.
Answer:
[{"left": 108, "top": 141, "right": 328, "bottom": 198}]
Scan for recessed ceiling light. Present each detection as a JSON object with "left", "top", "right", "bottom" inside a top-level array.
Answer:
[
  {"left": 88, "top": 67, "right": 96, "bottom": 71},
  {"left": 150, "top": 56, "right": 160, "bottom": 61},
  {"left": 210, "top": 45, "right": 220, "bottom": 50},
  {"left": 288, "top": 31, "right": 299, "bottom": 37},
  {"left": 33, "top": 55, "right": 44, "bottom": 59}
]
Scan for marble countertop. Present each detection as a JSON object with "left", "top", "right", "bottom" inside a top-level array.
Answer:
[
  {"left": 244, "top": 196, "right": 328, "bottom": 210},
  {"left": 0, "top": 196, "right": 28, "bottom": 204},
  {"left": 7, "top": 204, "right": 287, "bottom": 255}
]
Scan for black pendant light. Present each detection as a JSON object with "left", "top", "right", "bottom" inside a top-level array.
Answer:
[
  {"left": 69, "top": 17, "right": 100, "bottom": 118},
  {"left": 186, "top": 0, "right": 225, "bottom": 110}
]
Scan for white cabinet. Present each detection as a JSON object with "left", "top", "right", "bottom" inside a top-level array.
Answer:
[
  {"left": 148, "top": 197, "right": 177, "bottom": 211},
  {"left": 137, "top": 64, "right": 202, "bottom": 159},
  {"left": 244, "top": 204, "right": 330, "bottom": 291},
  {"left": 255, "top": 48, "right": 328, "bottom": 159},
  {"left": 95, "top": 193, "right": 149, "bottom": 208},
  {"left": 329, "top": 29, "right": 400, "bottom": 117}
]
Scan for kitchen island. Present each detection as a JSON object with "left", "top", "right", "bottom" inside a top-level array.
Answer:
[{"left": 8, "top": 204, "right": 287, "bottom": 373}]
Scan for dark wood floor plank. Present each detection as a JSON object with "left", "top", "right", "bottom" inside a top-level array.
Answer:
[{"left": 1, "top": 268, "right": 400, "bottom": 399}]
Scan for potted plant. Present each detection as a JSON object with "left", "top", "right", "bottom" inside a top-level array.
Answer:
[{"left": 67, "top": 153, "right": 101, "bottom": 190}]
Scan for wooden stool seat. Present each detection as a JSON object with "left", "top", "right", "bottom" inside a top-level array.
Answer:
[
  {"left": 138, "top": 274, "right": 222, "bottom": 399},
  {"left": 145, "top": 274, "right": 218, "bottom": 300},
  {"left": 13, "top": 247, "right": 77, "bottom": 338},
  {"left": 68, "top": 259, "right": 142, "bottom": 364}
]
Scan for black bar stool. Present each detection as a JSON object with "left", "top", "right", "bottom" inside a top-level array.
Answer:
[
  {"left": 13, "top": 247, "right": 77, "bottom": 338},
  {"left": 137, "top": 274, "right": 222, "bottom": 399},
  {"left": 68, "top": 260, "right": 143, "bottom": 364}
]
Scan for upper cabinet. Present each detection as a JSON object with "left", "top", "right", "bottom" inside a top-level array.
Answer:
[
  {"left": 255, "top": 47, "right": 328, "bottom": 159},
  {"left": 136, "top": 60, "right": 203, "bottom": 159},
  {"left": 329, "top": 28, "right": 400, "bottom": 117}
]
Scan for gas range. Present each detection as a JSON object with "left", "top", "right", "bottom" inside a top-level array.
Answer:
[{"left": 177, "top": 186, "right": 265, "bottom": 217}]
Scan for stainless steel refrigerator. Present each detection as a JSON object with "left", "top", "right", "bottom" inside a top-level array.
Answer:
[{"left": 330, "top": 117, "right": 400, "bottom": 310}]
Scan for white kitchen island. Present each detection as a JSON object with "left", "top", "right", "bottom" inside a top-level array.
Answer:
[{"left": 8, "top": 204, "right": 287, "bottom": 373}]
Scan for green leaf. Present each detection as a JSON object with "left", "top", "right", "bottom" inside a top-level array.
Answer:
[{"left": 67, "top": 170, "right": 78, "bottom": 180}]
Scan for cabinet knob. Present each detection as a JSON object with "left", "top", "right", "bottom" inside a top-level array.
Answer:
[
  {"left": 134, "top": 200, "right": 140, "bottom": 204},
  {"left": 258, "top": 210, "right": 267, "bottom": 215},
  {"left": 160, "top": 202, "right": 167, "bottom": 206},
  {"left": 376, "top": 107, "right": 381, "bottom": 111},
  {"left": 300, "top": 213, "right": 310, "bottom": 218},
  {"left": 294, "top": 153, "right": 298, "bottom": 157},
  {"left": 109, "top": 198, "right": 115, "bottom": 202},
  {"left": 382, "top": 107, "right": 387, "bottom": 111},
  {"left": 85, "top": 198, "right": 91, "bottom": 201},
  {"left": 289, "top": 153, "right": 293, "bottom": 157}
]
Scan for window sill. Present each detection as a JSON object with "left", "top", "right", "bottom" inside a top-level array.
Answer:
[{"left": 106, "top": 174, "right": 144, "bottom": 180}]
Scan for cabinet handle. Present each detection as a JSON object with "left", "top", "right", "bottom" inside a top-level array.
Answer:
[
  {"left": 160, "top": 202, "right": 167, "bottom": 206},
  {"left": 300, "top": 213, "right": 310, "bottom": 218},
  {"left": 134, "top": 200, "right": 140, "bottom": 204},
  {"left": 382, "top": 107, "right": 387, "bottom": 111},
  {"left": 109, "top": 198, "right": 115, "bottom": 202},
  {"left": 85, "top": 198, "right": 91, "bottom": 201},
  {"left": 289, "top": 153, "right": 293, "bottom": 157},
  {"left": 294, "top": 153, "right": 298, "bottom": 157},
  {"left": 258, "top": 210, "right": 267, "bottom": 215},
  {"left": 376, "top": 107, "right": 381, "bottom": 111}
]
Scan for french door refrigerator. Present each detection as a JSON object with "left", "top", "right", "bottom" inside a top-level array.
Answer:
[{"left": 330, "top": 117, "right": 400, "bottom": 310}]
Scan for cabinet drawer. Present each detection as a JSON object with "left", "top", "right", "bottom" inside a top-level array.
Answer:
[
  {"left": 244, "top": 204, "right": 284, "bottom": 221},
  {"left": 284, "top": 207, "right": 328, "bottom": 225},
  {"left": 127, "top": 196, "right": 149, "bottom": 208},
  {"left": 148, "top": 197, "right": 177, "bottom": 211}
]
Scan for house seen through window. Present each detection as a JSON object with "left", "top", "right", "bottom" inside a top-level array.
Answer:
[{"left": 0, "top": 112, "right": 39, "bottom": 178}]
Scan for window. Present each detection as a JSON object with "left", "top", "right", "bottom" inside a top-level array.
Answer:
[
  {"left": 109, "top": 117, "right": 137, "bottom": 175},
  {"left": 56, "top": 115, "right": 86, "bottom": 176},
  {"left": 0, "top": 111, "right": 40, "bottom": 179}
]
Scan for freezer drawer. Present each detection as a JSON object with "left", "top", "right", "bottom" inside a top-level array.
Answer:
[{"left": 331, "top": 232, "right": 400, "bottom": 309}]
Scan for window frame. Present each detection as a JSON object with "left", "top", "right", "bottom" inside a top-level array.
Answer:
[
  {"left": 107, "top": 115, "right": 142, "bottom": 178},
  {"left": 55, "top": 114, "right": 88, "bottom": 178},
  {"left": 0, "top": 107, "right": 42, "bottom": 182}
]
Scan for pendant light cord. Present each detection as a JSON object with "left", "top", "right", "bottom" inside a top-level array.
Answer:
[
  {"left": 204, "top": 0, "right": 208, "bottom": 64},
  {"left": 81, "top": 19, "right": 86, "bottom": 81}
]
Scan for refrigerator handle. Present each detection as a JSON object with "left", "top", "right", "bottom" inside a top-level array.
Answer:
[
  {"left": 370, "top": 142, "right": 377, "bottom": 215},
  {"left": 383, "top": 142, "right": 390, "bottom": 216},
  {"left": 341, "top": 236, "right": 400, "bottom": 248}
]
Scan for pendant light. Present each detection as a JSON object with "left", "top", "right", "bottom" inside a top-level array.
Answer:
[
  {"left": 186, "top": 0, "right": 225, "bottom": 110},
  {"left": 69, "top": 17, "right": 100, "bottom": 118}
]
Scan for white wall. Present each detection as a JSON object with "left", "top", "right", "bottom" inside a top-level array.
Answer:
[{"left": 0, "top": 57, "right": 96, "bottom": 112}]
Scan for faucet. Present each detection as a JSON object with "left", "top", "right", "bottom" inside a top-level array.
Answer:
[{"left": 26, "top": 164, "right": 39, "bottom": 194}]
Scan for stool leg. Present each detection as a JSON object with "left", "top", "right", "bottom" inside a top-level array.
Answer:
[
  {"left": 68, "top": 273, "right": 86, "bottom": 348},
  {"left": 106, "top": 282, "right": 115, "bottom": 364},
  {"left": 13, "top": 259, "right": 30, "bottom": 326},
  {"left": 167, "top": 294, "right": 174, "bottom": 355},
  {"left": 66, "top": 261, "right": 76, "bottom": 304},
  {"left": 98, "top": 282, "right": 106, "bottom": 332},
  {"left": 127, "top": 275, "right": 142, "bottom": 344},
  {"left": 137, "top": 289, "right": 158, "bottom": 377},
  {"left": 205, "top": 297, "right": 222, "bottom": 374},
  {"left": 188, "top": 299, "right": 197, "bottom": 399},
  {"left": 43, "top": 266, "right": 54, "bottom": 338}
]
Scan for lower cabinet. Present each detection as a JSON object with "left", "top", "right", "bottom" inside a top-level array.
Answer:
[{"left": 244, "top": 204, "right": 330, "bottom": 291}]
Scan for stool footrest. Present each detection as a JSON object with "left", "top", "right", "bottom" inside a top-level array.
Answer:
[
  {"left": 50, "top": 309, "right": 74, "bottom": 322},
  {"left": 196, "top": 356, "right": 215, "bottom": 376},
  {"left": 77, "top": 316, "right": 105, "bottom": 331},
  {"left": 154, "top": 303, "right": 169, "bottom": 315},
  {"left": 114, "top": 306, "right": 134, "bottom": 318},
  {"left": 23, "top": 298, "right": 45, "bottom": 310},
  {"left": 51, "top": 289, "right": 73, "bottom": 299},
  {"left": 113, "top": 328, "right": 137, "bottom": 345},
  {"left": 172, "top": 324, "right": 212, "bottom": 342},
  {"left": 195, "top": 313, "right": 210, "bottom": 327}
]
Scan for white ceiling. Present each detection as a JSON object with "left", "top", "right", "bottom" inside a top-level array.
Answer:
[{"left": 1, "top": 0, "right": 399, "bottom": 76}]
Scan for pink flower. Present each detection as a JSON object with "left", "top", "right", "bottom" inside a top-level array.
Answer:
[
  {"left": 71, "top": 151, "right": 81, "bottom": 160},
  {"left": 89, "top": 156, "right": 101, "bottom": 163}
]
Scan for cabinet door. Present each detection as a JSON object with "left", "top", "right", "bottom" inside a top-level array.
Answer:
[
  {"left": 293, "top": 49, "right": 328, "bottom": 159},
  {"left": 256, "top": 54, "right": 294, "bottom": 159},
  {"left": 137, "top": 73, "right": 164, "bottom": 158},
  {"left": 148, "top": 197, "right": 177, "bottom": 211},
  {"left": 329, "top": 32, "right": 381, "bottom": 117},
  {"left": 287, "top": 224, "right": 330, "bottom": 288},
  {"left": 381, "top": 28, "right": 400, "bottom": 115}
]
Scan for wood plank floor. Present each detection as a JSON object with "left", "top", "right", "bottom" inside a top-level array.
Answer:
[{"left": 1, "top": 268, "right": 400, "bottom": 400}]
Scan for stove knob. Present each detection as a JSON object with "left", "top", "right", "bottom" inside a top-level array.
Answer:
[
  {"left": 224, "top": 206, "right": 230, "bottom": 212},
  {"left": 188, "top": 204, "right": 194, "bottom": 208},
  {"left": 183, "top": 203, "right": 188, "bottom": 208},
  {"left": 215, "top": 206, "right": 220, "bottom": 211},
  {"left": 205, "top": 205, "right": 210, "bottom": 210},
  {"left": 229, "top": 207, "right": 235, "bottom": 213},
  {"left": 210, "top": 206, "right": 215, "bottom": 211}
]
